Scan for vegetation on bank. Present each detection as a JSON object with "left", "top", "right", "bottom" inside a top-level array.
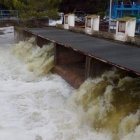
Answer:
[
  {"left": 0, "top": 0, "right": 109, "bottom": 19},
  {"left": 0, "top": 0, "right": 62, "bottom": 19}
]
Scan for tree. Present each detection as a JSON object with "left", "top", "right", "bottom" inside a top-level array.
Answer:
[
  {"left": 21, "top": 0, "right": 61, "bottom": 19},
  {"left": 0, "top": 0, "right": 13, "bottom": 9},
  {"left": 12, "top": 0, "right": 26, "bottom": 10},
  {"left": 60, "top": 0, "right": 108, "bottom": 17},
  {"left": 0, "top": 0, "right": 62, "bottom": 18},
  {"left": 0, "top": 0, "right": 110, "bottom": 19}
]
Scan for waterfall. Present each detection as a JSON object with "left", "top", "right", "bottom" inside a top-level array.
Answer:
[
  {"left": 12, "top": 37, "right": 140, "bottom": 140},
  {"left": 0, "top": 27, "right": 140, "bottom": 140},
  {"left": 13, "top": 38, "right": 54, "bottom": 76},
  {"left": 74, "top": 70, "right": 140, "bottom": 140}
]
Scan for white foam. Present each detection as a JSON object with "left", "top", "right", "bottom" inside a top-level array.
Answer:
[
  {"left": 0, "top": 35, "right": 112, "bottom": 140},
  {"left": 0, "top": 26, "right": 14, "bottom": 44}
]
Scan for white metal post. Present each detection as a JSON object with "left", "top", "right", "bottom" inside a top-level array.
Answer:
[{"left": 109, "top": 0, "right": 112, "bottom": 32}]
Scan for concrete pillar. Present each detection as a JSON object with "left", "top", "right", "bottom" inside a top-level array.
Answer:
[
  {"left": 85, "top": 56, "right": 112, "bottom": 79},
  {"left": 64, "top": 14, "right": 75, "bottom": 29},
  {"left": 53, "top": 44, "right": 86, "bottom": 88},
  {"left": 85, "top": 15, "right": 100, "bottom": 35},
  {"left": 115, "top": 17, "right": 136, "bottom": 41}
]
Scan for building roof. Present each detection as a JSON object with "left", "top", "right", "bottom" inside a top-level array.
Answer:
[
  {"left": 118, "top": 17, "right": 136, "bottom": 22},
  {"left": 86, "top": 15, "right": 99, "bottom": 19}
]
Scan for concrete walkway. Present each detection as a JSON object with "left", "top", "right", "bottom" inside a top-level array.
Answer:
[{"left": 27, "top": 27, "right": 140, "bottom": 75}]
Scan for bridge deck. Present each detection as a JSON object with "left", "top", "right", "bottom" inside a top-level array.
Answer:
[{"left": 27, "top": 27, "right": 140, "bottom": 75}]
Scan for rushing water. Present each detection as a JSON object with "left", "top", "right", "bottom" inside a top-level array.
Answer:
[
  {"left": 75, "top": 71, "right": 140, "bottom": 140},
  {"left": 0, "top": 26, "right": 140, "bottom": 140}
]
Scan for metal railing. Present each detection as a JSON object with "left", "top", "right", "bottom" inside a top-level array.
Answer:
[
  {"left": 112, "top": 3, "right": 140, "bottom": 19},
  {"left": 99, "top": 20, "right": 109, "bottom": 32},
  {"left": 0, "top": 10, "right": 19, "bottom": 21},
  {"left": 136, "top": 21, "right": 140, "bottom": 35}
]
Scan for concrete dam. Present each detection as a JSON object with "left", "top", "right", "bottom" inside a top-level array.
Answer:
[
  {"left": 16, "top": 27, "right": 140, "bottom": 88},
  {"left": 0, "top": 26, "right": 140, "bottom": 140}
]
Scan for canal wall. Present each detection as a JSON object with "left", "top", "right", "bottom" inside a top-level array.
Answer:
[
  {"left": 14, "top": 27, "right": 51, "bottom": 47},
  {"left": 15, "top": 27, "right": 139, "bottom": 88},
  {"left": 15, "top": 27, "right": 114, "bottom": 88}
]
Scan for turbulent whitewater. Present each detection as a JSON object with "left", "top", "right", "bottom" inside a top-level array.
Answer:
[
  {"left": 74, "top": 70, "right": 140, "bottom": 140},
  {"left": 0, "top": 26, "right": 140, "bottom": 140}
]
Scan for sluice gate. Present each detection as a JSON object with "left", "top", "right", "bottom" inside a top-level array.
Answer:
[{"left": 15, "top": 27, "right": 140, "bottom": 88}]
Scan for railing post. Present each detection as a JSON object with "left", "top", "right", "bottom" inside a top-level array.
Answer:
[{"left": 0, "top": 10, "right": 19, "bottom": 22}]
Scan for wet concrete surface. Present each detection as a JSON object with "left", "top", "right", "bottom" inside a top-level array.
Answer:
[
  {"left": 27, "top": 27, "right": 140, "bottom": 75},
  {"left": 53, "top": 64, "right": 85, "bottom": 88}
]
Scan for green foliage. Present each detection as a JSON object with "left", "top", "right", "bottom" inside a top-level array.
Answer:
[
  {"left": 0, "top": 0, "right": 110, "bottom": 19},
  {"left": 60, "top": 0, "right": 108, "bottom": 13},
  {"left": 0, "top": 0, "right": 62, "bottom": 19},
  {"left": 12, "top": 0, "right": 26, "bottom": 10},
  {"left": 0, "top": 0, "right": 13, "bottom": 9},
  {"left": 21, "top": 10, "right": 54, "bottom": 20},
  {"left": 46, "top": 9, "right": 59, "bottom": 19},
  {"left": 97, "top": 11, "right": 106, "bottom": 18}
]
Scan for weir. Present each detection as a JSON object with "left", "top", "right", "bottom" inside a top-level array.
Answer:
[
  {"left": 15, "top": 27, "right": 140, "bottom": 88},
  {"left": 1, "top": 26, "right": 140, "bottom": 140}
]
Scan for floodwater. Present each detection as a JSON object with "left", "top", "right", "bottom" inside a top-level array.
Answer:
[{"left": 0, "top": 26, "right": 140, "bottom": 140}]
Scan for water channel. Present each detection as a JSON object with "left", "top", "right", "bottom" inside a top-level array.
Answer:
[{"left": 0, "top": 26, "right": 139, "bottom": 140}]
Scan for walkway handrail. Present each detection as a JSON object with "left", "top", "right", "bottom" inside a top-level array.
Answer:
[{"left": 0, "top": 10, "right": 19, "bottom": 21}]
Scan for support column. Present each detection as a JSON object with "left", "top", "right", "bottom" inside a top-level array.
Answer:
[
  {"left": 85, "top": 56, "right": 112, "bottom": 79},
  {"left": 85, "top": 56, "right": 92, "bottom": 78}
]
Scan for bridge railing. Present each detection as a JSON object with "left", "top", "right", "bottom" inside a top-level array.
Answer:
[
  {"left": 0, "top": 10, "right": 19, "bottom": 21},
  {"left": 113, "top": 2, "right": 140, "bottom": 8},
  {"left": 112, "top": 3, "right": 140, "bottom": 19}
]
